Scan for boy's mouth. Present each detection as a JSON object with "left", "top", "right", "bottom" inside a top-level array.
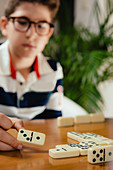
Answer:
[{"left": 23, "top": 44, "right": 36, "bottom": 48}]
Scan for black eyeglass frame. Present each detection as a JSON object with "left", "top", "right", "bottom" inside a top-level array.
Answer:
[{"left": 7, "top": 16, "right": 54, "bottom": 36}]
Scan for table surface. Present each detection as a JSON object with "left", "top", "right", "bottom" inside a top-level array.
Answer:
[{"left": 0, "top": 118, "right": 113, "bottom": 170}]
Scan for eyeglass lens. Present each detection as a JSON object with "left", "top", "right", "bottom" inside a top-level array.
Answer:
[{"left": 13, "top": 18, "right": 52, "bottom": 35}]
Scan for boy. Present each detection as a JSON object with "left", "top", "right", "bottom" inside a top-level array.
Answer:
[{"left": 0, "top": 0, "right": 63, "bottom": 150}]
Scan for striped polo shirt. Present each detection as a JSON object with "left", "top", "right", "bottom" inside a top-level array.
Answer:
[{"left": 0, "top": 41, "right": 63, "bottom": 120}]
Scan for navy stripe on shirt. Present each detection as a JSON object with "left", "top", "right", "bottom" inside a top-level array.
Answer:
[
  {"left": 21, "top": 91, "right": 52, "bottom": 107},
  {"left": 0, "top": 78, "right": 63, "bottom": 108},
  {"left": 53, "top": 79, "right": 63, "bottom": 93},
  {"left": 0, "top": 87, "right": 52, "bottom": 108},
  {"left": 47, "top": 59, "right": 57, "bottom": 71},
  {"left": 0, "top": 87, "right": 17, "bottom": 106},
  {"left": 32, "top": 109, "right": 62, "bottom": 119}
]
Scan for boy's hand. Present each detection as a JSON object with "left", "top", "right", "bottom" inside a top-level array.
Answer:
[{"left": 0, "top": 113, "right": 24, "bottom": 151}]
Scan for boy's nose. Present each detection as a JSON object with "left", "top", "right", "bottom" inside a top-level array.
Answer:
[{"left": 25, "top": 24, "right": 37, "bottom": 38}]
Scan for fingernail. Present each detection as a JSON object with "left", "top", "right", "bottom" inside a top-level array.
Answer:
[{"left": 17, "top": 144, "right": 23, "bottom": 150}]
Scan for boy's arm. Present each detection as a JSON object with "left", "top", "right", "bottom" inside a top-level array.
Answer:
[
  {"left": 44, "top": 62, "right": 63, "bottom": 118},
  {"left": 45, "top": 79, "right": 63, "bottom": 114},
  {"left": 0, "top": 113, "right": 24, "bottom": 151}
]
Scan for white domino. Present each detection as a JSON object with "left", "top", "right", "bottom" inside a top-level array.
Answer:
[
  {"left": 74, "top": 115, "right": 90, "bottom": 124},
  {"left": 83, "top": 133, "right": 113, "bottom": 145},
  {"left": 90, "top": 113, "right": 105, "bottom": 123},
  {"left": 67, "top": 132, "right": 93, "bottom": 142},
  {"left": 74, "top": 113, "right": 105, "bottom": 124},
  {"left": 82, "top": 133, "right": 107, "bottom": 145},
  {"left": 103, "top": 139, "right": 113, "bottom": 145},
  {"left": 88, "top": 145, "right": 113, "bottom": 164},
  {"left": 57, "top": 117, "right": 74, "bottom": 127},
  {"left": 49, "top": 145, "right": 79, "bottom": 158},
  {"left": 56, "top": 142, "right": 99, "bottom": 156},
  {"left": 83, "top": 132, "right": 105, "bottom": 139},
  {"left": 56, "top": 143, "right": 88, "bottom": 156},
  {"left": 67, "top": 132, "right": 113, "bottom": 146},
  {"left": 17, "top": 129, "right": 46, "bottom": 146}
]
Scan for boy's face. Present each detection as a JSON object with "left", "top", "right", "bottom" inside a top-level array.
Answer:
[{"left": 0, "top": 2, "right": 54, "bottom": 59}]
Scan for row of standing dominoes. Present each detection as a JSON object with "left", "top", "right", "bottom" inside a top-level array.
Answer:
[
  {"left": 57, "top": 113, "right": 105, "bottom": 127},
  {"left": 17, "top": 129, "right": 46, "bottom": 146},
  {"left": 49, "top": 132, "right": 113, "bottom": 164}
]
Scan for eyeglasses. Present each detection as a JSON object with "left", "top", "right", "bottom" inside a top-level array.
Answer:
[{"left": 7, "top": 16, "right": 54, "bottom": 36}]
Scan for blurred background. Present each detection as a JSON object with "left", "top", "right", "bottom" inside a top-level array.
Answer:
[{"left": 0, "top": 0, "right": 113, "bottom": 118}]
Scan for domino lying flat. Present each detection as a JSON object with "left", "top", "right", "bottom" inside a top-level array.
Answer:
[
  {"left": 49, "top": 130, "right": 113, "bottom": 164},
  {"left": 49, "top": 144, "right": 113, "bottom": 164},
  {"left": 49, "top": 146, "right": 79, "bottom": 158},
  {"left": 74, "top": 113, "right": 105, "bottom": 124},
  {"left": 83, "top": 133, "right": 113, "bottom": 145},
  {"left": 49, "top": 141, "right": 99, "bottom": 159},
  {"left": 88, "top": 145, "right": 113, "bottom": 164},
  {"left": 17, "top": 129, "right": 46, "bottom": 146},
  {"left": 67, "top": 132, "right": 95, "bottom": 143},
  {"left": 67, "top": 132, "right": 113, "bottom": 145},
  {"left": 56, "top": 142, "right": 99, "bottom": 156}
]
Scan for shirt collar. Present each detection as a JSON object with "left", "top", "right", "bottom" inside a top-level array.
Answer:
[{"left": 10, "top": 56, "right": 41, "bottom": 80}]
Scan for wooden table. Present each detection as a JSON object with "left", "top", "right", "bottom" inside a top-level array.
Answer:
[{"left": 0, "top": 118, "right": 113, "bottom": 170}]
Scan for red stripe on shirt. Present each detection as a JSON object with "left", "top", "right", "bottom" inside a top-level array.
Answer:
[
  {"left": 10, "top": 56, "right": 40, "bottom": 80},
  {"left": 34, "top": 57, "right": 41, "bottom": 79},
  {"left": 10, "top": 57, "right": 16, "bottom": 79}
]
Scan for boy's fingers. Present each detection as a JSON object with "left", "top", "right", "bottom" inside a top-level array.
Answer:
[
  {"left": 0, "top": 128, "right": 23, "bottom": 150},
  {"left": 0, "top": 113, "right": 13, "bottom": 129},
  {"left": 10, "top": 118, "right": 24, "bottom": 131},
  {"left": 0, "top": 141, "right": 15, "bottom": 151}
]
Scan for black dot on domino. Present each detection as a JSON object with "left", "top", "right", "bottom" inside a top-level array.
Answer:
[
  {"left": 36, "top": 136, "right": 40, "bottom": 140},
  {"left": 26, "top": 137, "right": 30, "bottom": 141},
  {"left": 109, "top": 152, "right": 112, "bottom": 156},
  {"left": 100, "top": 157, "right": 103, "bottom": 161},
  {"left": 93, "top": 158, "right": 96, "bottom": 162},
  {"left": 20, "top": 130, "right": 24, "bottom": 133},
  {"left": 96, "top": 154, "right": 100, "bottom": 158},
  {"left": 93, "top": 150, "right": 96, "bottom": 154},
  {"left": 56, "top": 149, "right": 60, "bottom": 151},
  {"left": 23, "top": 134, "right": 27, "bottom": 137},
  {"left": 100, "top": 149, "right": 103, "bottom": 153}
]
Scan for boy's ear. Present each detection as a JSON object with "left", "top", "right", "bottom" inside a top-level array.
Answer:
[
  {"left": 45, "top": 27, "right": 54, "bottom": 45},
  {"left": 0, "top": 16, "right": 8, "bottom": 37},
  {"left": 48, "top": 27, "right": 54, "bottom": 39}
]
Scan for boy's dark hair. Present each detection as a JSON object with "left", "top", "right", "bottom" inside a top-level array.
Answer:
[{"left": 4, "top": 0, "right": 60, "bottom": 22}]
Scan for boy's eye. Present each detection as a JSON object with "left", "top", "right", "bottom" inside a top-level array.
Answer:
[
  {"left": 17, "top": 19, "right": 28, "bottom": 26},
  {"left": 37, "top": 23, "right": 48, "bottom": 30}
]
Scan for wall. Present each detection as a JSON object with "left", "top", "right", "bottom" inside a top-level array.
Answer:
[
  {"left": 0, "top": 0, "right": 7, "bottom": 17},
  {"left": 0, "top": 0, "right": 7, "bottom": 41},
  {"left": 74, "top": 0, "right": 99, "bottom": 33}
]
